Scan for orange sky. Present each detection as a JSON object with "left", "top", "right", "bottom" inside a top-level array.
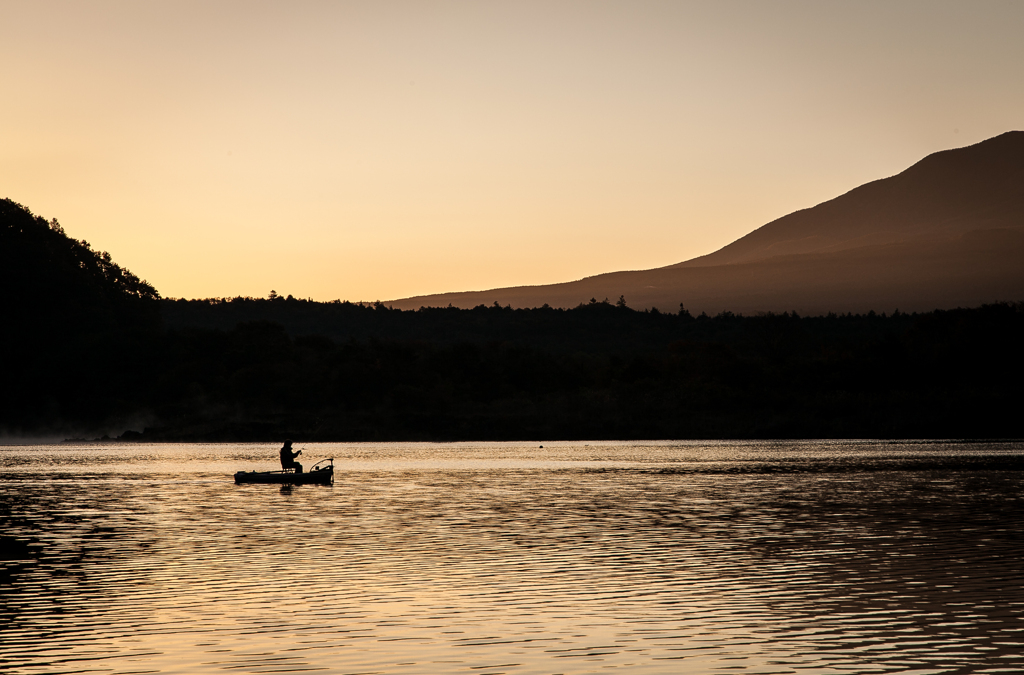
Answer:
[{"left": 3, "top": 1, "right": 1023, "bottom": 301}]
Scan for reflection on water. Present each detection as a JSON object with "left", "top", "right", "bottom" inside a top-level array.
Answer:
[{"left": 2, "top": 441, "right": 1023, "bottom": 674}]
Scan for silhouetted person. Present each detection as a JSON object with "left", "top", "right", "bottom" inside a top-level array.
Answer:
[{"left": 280, "top": 439, "right": 302, "bottom": 473}]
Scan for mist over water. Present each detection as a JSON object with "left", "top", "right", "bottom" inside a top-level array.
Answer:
[{"left": 2, "top": 441, "right": 1023, "bottom": 674}]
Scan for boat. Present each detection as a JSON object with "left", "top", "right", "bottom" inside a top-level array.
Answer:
[{"left": 234, "top": 458, "right": 334, "bottom": 485}]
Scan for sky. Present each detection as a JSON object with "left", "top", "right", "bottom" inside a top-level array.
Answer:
[{"left": 3, "top": 0, "right": 1023, "bottom": 302}]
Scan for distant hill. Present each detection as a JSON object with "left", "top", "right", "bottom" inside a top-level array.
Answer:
[
  {"left": 1, "top": 198, "right": 161, "bottom": 434},
  {"left": 4, "top": 196, "right": 1022, "bottom": 441},
  {"left": 0, "top": 198, "right": 160, "bottom": 322},
  {"left": 388, "top": 131, "right": 1024, "bottom": 314}
]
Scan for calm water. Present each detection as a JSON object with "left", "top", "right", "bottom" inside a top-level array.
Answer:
[{"left": 2, "top": 441, "right": 1023, "bottom": 675}]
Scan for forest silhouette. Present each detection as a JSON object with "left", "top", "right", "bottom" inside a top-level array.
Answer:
[{"left": 3, "top": 195, "right": 1022, "bottom": 441}]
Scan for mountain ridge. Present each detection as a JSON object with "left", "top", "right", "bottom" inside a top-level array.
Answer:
[
  {"left": 389, "top": 131, "right": 1024, "bottom": 314},
  {"left": 675, "top": 130, "right": 1024, "bottom": 268}
]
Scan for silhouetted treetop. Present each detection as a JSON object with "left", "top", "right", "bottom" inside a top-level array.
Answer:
[
  {"left": 1, "top": 198, "right": 159, "bottom": 307},
  {"left": 3, "top": 195, "right": 1022, "bottom": 441},
  {"left": 2, "top": 198, "right": 165, "bottom": 431}
]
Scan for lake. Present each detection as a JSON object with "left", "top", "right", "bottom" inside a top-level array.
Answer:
[{"left": 2, "top": 440, "right": 1023, "bottom": 674}]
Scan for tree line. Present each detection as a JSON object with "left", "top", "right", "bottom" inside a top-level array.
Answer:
[
  {"left": 4, "top": 197, "right": 1022, "bottom": 441},
  {"left": 131, "top": 299, "right": 1024, "bottom": 441}
]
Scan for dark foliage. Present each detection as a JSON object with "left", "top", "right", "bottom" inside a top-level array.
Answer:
[
  {"left": 141, "top": 301, "right": 1023, "bottom": 441},
  {"left": 1, "top": 199, "right": 161, "bottom": 433},
  {"left": 4, "top": 198, "right": 1022, "bottom": 441}
]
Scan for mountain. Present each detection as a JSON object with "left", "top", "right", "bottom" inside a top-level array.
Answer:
[
  {"left": 388, "top": 131, "right": 1024, "bottom": 314},
  {"left": 1, "top": 198, "right": 161, "bottom": 434},
  {"left": 0, "top": 197, "right": 161, "bottom": 340},
  {"left": 4, "top": 195, "right": 1021, "bottom": 440}
]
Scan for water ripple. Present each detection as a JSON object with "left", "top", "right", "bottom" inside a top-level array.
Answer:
[{"left": 1, "top": 441, "right": 1022, "bottom": 674}]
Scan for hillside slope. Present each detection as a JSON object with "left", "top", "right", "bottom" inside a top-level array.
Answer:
[
  {"left": 678, "top": 130, "right": 1024, "bottom": 267},
  {"left": 1, "top": 198, "right": 161, "bottom": 434},
  {"left": 389, "top": 132, "right": 1024, "bottom": 314}
]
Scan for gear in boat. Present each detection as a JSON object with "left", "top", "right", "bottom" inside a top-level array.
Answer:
[{"left": 234, "top": 457, "right": 334, "bottom": 484}]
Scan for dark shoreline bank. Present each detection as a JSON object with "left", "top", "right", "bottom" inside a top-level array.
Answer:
[
  {"left": 12, "top": 300, "right": 1021, "bottom": 444},
  {"left": 6, "top": 196, "right": 1023, "bottom": 445}
]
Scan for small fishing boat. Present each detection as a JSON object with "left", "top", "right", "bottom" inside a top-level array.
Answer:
[{"left": 234, "top": 458, "right": 334, "bottom": 485}]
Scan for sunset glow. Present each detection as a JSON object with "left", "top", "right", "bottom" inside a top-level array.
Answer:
[{"left": 3, "top": 0, "right": 1022, "bottom": 301}]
